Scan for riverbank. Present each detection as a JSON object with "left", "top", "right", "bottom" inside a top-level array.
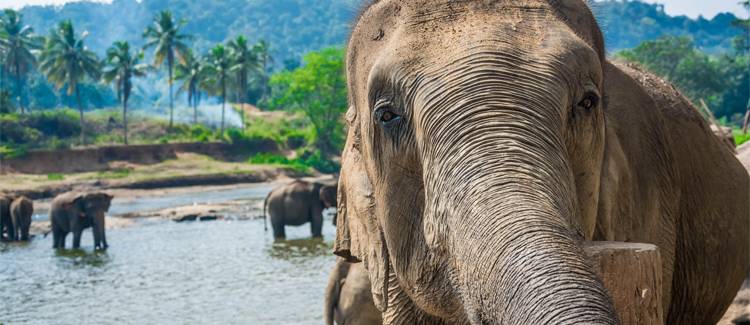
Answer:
[{"left": 0, "top": 152, "right": 310, "bottom": 200}]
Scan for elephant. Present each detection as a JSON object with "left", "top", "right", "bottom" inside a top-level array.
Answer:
[
  {"left": 324, "top": 259, "right": 383, "bottom": 325},
  {"left": 10, "top": 196, "right": 33, "bottom": 241},
  {"left": 334, "top": 1, "right": 750, "bottom": 324},
  {"left": 263, "top": 180, "right": 337, "bottom": 239},
  {"left": 0, "top": 194, "right": 13, "bottom": 241},
  {"left": 50, "top": 192, "right": 113, "bottom": 250}
]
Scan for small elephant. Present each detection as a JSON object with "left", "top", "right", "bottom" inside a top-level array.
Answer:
[
  {"left": 263, "top": 180, "right": 337, "bottom": 239},
  {"left": 324, "top": 260, "right": 382, "bottom": 325},
  {"left": 10, "top": 196, "right": 33, "bottom": 241},
  {"left": 0, "top": 194, "right": 13, "bottom": 240},
  {"left": 50, "top": 191, "right": 113, "bottom": 250}
]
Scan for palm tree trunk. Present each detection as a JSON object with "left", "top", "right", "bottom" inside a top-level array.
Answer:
[
  {"left": 15, "top": 63, "right": 23, "bottom": 114},
  {"left": 220, "top": 82, "right": 226, "bottom": 137},
  {"left": 192, "top": 84, "right": 197, "bottom": 125},
  {"left": 123, "top": 95, "right": 129, "bottom": 145},
  {"left": 168, "top": 55, "right": 174, "bottom": 129},
  {"left": 76, "top": 87, "right": 85, "bottom": 145}
]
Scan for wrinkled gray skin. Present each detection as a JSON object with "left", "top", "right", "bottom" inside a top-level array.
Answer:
[
  {"left": 50, "top": 192, "right": 113, "bottom": 250},
  {"left": 263, "top": 180, "right": 337, "bottom": 239},
  {"left": 0, "top": 195, "right": 13, "bottom": 241},
  {"left": 324, "top": 259, "right": 383, "bottom": 325},
  {"left": 335, "top": 1, "right": 750, "bottom": 324},
  {"left": 10, "top": 196, "right": 33, "bottom": 241}
]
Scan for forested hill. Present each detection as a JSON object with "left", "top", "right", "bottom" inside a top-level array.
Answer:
[{"left": 15, "top": 0, "right": 743, "bottom": 63}]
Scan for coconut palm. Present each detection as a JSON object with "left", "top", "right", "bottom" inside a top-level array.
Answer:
[
  {"left": 0, "top": 9, "right": 42, "bottom": 114},
  {"left": 175, "top": 49, "right": 205, "bottom": 125},
  {"left": 39, "top": 20, "right": 100, "bottom": 145},
  {"left": 204, "top": 44, "right": 230, "bottom": 136},
  {"left": 228, "top": 35, "right": 258, "bottom": 129},
  {"left": 143, "top": 10, "right": 190, "bottom": 128},
  {"left": 252, "top": 40, "right": 271, "bottom": 102},
  {"left": 102, "top": 41, "right": 150, "bottom": 145}
]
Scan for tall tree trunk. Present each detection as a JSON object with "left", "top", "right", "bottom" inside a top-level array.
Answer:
[
  {"left": 220, "top": 80, "right": 226, "bottom": 137},
  {"left": 76, "top": 87, "right": 85, "bottom": 145},
  {"left": 15, "top": 63, "right": 23, "bottom": 114},
  {"left": 241, "top": 76, "right": 246, "bottom": 130},
  {"left": 168, "top": 54, "right": 174, "bottom": 129},
  {"left": 192, "top": 84, "right": 198, "bottom": 125},
  {"left": 123, "top": 95, "right": 129, "bottom": 145}
]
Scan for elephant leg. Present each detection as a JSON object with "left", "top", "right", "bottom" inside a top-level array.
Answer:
[
  {"left": 72, "top": 229, "right": 82, "bottom": 249},
  {"left": 311, "top": 211, "right": 323, "bottom": 238},
  {"left": 7, "top": 221, "right": 16, "bottom": 241},
  {"left": 52, "top": 228, "right": 60, "bottom": 248},
  {"left": 271, "top": 215, "right": 286, "bottom": 239}
]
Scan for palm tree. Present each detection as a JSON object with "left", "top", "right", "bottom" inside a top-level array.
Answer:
[
  {"left": 0, "top": 9, "right": 42, "bottom": 114},
  {"left": 103, "top": 41, "right": 149, "bottom": 145},
  {"left": 228, "top": 35, "right": 258, "bottom": 130},
  {"left": 39, "top": 20, "right": 100, "bottom": 145},
  {"left": 175, "top": 49, "right": 204, "bottom": 125},
  {"left": 252, "top": 40, "right": 272, "bottom": 102},
  {"left": 205, "top": 44, "right": 230, "bottom": 136},
  {"left": 143, "top": 10, "right": 190, "bottom": 128}
]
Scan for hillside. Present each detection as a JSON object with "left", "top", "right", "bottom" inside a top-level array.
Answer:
[{"left": 15, "top": 0, "right": 744, "bottom": 63}]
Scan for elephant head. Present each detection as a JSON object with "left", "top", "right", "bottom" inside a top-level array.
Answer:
[
  {"left": 336, "top": 0, "right": 617, "bottom": 323},
  {"left": 319, "top": 183, "right": 338, "bottom": 209},
  {"left": 63, "top": 192, "right": 113, "bottom": 250}
]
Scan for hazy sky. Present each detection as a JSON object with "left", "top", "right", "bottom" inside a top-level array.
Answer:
[{"left": 0, "top": 0, "right": 748, "bottom": 19}]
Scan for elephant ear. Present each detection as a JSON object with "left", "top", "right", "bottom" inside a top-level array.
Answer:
[{"left": 334, "top": 106, "right": 391, "bottom": 312}]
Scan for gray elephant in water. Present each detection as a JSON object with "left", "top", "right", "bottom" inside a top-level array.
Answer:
[
  {"left": 325, "top": 259, "right": 382, "bottom": 325},
  {"left": 335, "top": 1, "right": 749, "bottom": 324},
  {"left": 263, "top": 180, "right": 337, "bottom": 239},
  {"left": 50, "top": 192, "right": 113, "bottom": 250},
  {"left": 10, "top": 196, "right": 33, "bottom": 241},
  {"left": 0, "top": 194, "right": 13, "bottom": 240}
]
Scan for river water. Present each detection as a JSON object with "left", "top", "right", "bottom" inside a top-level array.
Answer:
[{"left": 0, "top": 183, "right": 338, "bottom": 325}]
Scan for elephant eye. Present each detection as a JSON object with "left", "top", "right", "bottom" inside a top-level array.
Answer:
[
  {"left": 578, "top": 93, "right": 599, "bottom": 111},
  {"left": 374, "top": 100, "right": 401, "bottom": 127}
]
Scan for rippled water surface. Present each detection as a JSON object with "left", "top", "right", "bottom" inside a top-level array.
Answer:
[{"left": 0, "top": 184, "right": 337, "bottom": 325}]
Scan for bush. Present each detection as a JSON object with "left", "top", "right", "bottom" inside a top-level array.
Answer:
[
  {"left": 248, "top": 149, "right": 339, "bottom": 174},
  {"left": 735, "top": 130, "right": 750, "bottom": 146}
]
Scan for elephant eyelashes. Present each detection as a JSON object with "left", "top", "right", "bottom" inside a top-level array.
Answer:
[
  {"left": 578, "top": 93, "right": 600, "bottom": 111},
  {"left": 374, "top": 100, "right": 402, "bottom": 128}
]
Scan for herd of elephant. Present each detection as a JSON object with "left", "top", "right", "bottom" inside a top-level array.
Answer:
[{"left": 0, "top": 191, "right": 113, "bottom": 250}]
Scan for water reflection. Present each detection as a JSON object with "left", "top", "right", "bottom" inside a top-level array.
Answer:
[
  {"left": 54, "top": 249, "right": 111, "bottom": 268},
  {"left": 268, "top": 237, "right": 332, "bottom": 260}
]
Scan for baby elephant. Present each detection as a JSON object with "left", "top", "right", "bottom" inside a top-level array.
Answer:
[
  {"left": 324, "top": 260, "right": 382, "bottom": 325},
  {"left": 263, "top": 180, "right": 337, "bottom": 239},
  {"left": 10, "top": 196, "right": 33, "bottom": 241},
  {"left": 50, "top": 191, "right": 113, "bottom": 250}
]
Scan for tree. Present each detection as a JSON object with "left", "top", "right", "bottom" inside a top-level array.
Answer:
[
  {"left": 737, "top": 0, "right": 750, "bottom": 132},
  {"left": 39, "top": 20, "right": 100, "bottom": 145},
  {"left": 252, "top": 40, "right": 272, "bottom": 102},
  {"left": 175, "top": 49, "right": 205, "bottom": 125},
  {"left": 205, "top": 44, "right": 230, "bottom": 136},
  {"left": 0, "top": 9, "right": 42, "bottom": 114},
  {"left": 228, "top": 35, "right": 258, "bottom": 130},
  {"left": 102, "top": 41, "right": 149, "bottom": 145},
  {"left": 268, "top": 47, "right": 347, "bottom": 155},
  {"left": 143, "top": 10, "right": 190, "bottom": 129}
]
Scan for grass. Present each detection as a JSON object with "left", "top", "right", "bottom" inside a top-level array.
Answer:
[
  {"left": 734, "top": 130, "right": 750, "bottom": 146},
  {"left": 47, "top": 173, "right": 65, "bottom": 181},
  {"left": 95, "top": 168, "right": 131, "bottom": 179}
]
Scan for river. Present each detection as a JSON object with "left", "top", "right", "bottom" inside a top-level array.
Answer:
[{"left": 0, "top": 183, "right": 337, "bottom": 325}]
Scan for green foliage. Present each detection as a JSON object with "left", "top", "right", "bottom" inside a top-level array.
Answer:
[
  {"left": 0, "top": 9, "right": 43, "bottom": 112},
  {"left": 617, "top": 36, "right": 749, "bottom": 122},
  {"left": 96, "top": 168, "right": 131, "bottom": 179},
  {"left": 735, "top": 130, "right": 750, "bottom": 146},
  {"left": 47, "top": 173, "right": 64, "bottom": 180},
  {"left": 267, "top": 47, "right": 346, "bottom": 155},
  {"left": 248, "top": 150, "right": 338, "bottom": 174}
]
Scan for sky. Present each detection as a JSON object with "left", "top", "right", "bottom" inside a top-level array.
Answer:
[{"left": 0, "top": 0, "right": 748, "bottom": 19}]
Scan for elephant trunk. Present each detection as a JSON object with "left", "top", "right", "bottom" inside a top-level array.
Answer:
[{"left": 419, "top": 95, "right": 617, "bottom": 323}]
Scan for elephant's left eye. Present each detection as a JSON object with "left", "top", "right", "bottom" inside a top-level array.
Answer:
[
  {"left": 578, "top": 93, "right": 600, "bottom": 111},
  {"left": 374, "top": 100, "right": 402, "bottom": 127}
]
